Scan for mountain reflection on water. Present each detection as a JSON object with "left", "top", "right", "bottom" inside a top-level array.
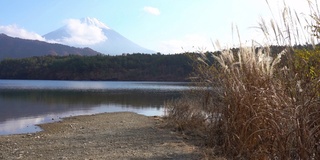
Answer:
[{"left": 0, "top": 80, "right": 189, "bottom": 135}]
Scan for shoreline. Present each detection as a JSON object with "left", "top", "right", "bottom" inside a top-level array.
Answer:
[{"left": 0, "top": 112, "right": 203, "bottom": 159}]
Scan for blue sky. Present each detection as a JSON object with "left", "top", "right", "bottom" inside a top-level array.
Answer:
[{"left": 0, "top": 0, "right": 313, "bottom": 53}]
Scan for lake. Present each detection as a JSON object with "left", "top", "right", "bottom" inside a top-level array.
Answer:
[{"left": 0, "top": 80, "right": 190, "bottom": 135}]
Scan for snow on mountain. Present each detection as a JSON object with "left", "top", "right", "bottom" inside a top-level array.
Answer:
[
  {"left": 44, "top": 17, "right": 154, "bottom": 55},
  {"left": 81, "top": 17, "right": 110, "bottom": 29}
]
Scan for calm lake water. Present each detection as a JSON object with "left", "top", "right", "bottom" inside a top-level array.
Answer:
[{"left": 0, "top": 80, "right": 190, "bottom": 135}]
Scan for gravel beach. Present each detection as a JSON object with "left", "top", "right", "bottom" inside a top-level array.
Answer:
[{"left": 0, "top": 112, "right": 203, "bottom": 160}]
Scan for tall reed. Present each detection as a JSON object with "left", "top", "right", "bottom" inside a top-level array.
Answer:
[{"left": 165, "top": 0, "right": 320, "bottom": 159}]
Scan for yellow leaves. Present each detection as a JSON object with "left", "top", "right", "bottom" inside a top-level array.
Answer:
[
  {"left": 294, "top": 46, "right": 320, "bottom": 79},
  {"left": 309, "top": 66, "right": 317, "bottom": 78}
]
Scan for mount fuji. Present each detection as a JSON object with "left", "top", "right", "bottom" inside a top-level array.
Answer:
[{"left": 44, "top": 17, "right": 154, "bottom": 55}]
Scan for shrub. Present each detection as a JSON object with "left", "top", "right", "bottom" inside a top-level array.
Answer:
[{"left": 165, "top": 0, "right": 320, "bottom": 159}]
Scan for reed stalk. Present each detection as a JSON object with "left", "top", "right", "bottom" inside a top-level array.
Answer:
[{"left": 165, "top": 0, "right": 320, "bottom": 159}]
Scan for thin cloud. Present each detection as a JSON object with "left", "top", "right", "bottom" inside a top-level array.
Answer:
[
  {"left": 159, "top": 34, "right": 212, "bottom": 54},
  {"left": 0, "top": 25, "right": 45, "bottom": 41},
  {"left": 143, "top": 6, "right": 160, "bottom": 16},
  {"left": 57, "top": 18, "right": 107, "bottom": 45}
]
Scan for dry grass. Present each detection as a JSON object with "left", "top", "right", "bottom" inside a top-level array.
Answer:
[
  {"left": 165, "top": 0, "right": 320, "bottom": 159},
  {"left": 166, "top": 46, "right": 320, "bottom": 159}
]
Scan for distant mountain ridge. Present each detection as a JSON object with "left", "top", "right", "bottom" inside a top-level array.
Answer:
[
  {"left": 44, "top": 17, "right": 154, "bottom": 55},
  {"left": 0, "top": 34, "right": 100, "bottom": 60}
]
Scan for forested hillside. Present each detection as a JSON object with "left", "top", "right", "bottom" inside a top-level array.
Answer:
[
  {"left": 0, "top": 34, "right": 100, "bottom": 60},
  {"left": 0, "top": 53, "right": 193, "bottom": 81}
]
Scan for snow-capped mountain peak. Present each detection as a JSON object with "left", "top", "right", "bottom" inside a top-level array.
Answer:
[
  {"left": 80, "top": 17, "right": 110, "bottom": 30},
  {"left": 44, "top": 17, "right": 154, "bottom": 55}
]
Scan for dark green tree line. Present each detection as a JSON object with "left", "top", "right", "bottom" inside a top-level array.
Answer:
[{"left": 0, "top": 53, "right": 194, "bottom": 81}]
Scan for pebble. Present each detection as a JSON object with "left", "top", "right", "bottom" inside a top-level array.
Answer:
[{"left": 0, "top": 112, "right": 202, "bottom": 159}]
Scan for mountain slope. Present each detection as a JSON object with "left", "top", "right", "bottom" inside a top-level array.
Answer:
[
  {"left": 44, "top": 17, "right": 154, "bottom": 55},
  {"left": 0, "top": 34, "right": 100, "bottom": 60}
]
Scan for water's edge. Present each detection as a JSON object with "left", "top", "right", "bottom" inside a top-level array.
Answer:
[{"left": 0, "top": 80, "right": 188, "bottom": 135}]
